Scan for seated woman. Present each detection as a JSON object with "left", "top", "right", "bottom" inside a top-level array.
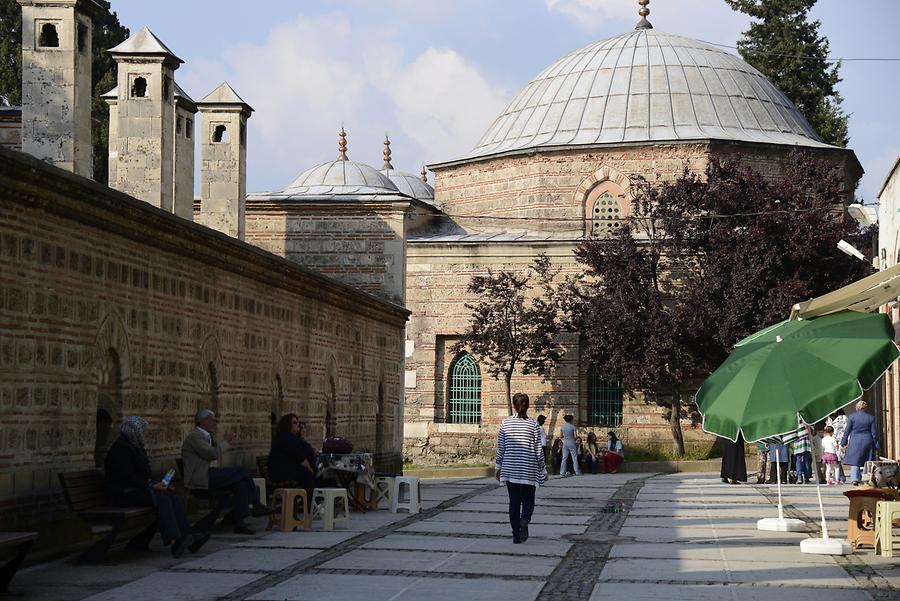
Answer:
[
  {"left": 268, "top": 414, "right": 316, "bottom": 509},
  {"left": 583, "top": 432, "right": 603, "bottom": 474},
  {"left": 575, "top": 436, "right": 586, "bottom": 474},
  {"left": 604, "top": 431, "right": 625, "bottom": 473},
  {"left": 550, "top": 438, "right": 563, "bottom": 476},
  {"left": 104, "top": 416, "right": 206, "bottom": 557}
]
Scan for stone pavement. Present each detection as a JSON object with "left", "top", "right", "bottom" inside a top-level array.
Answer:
[{"left": 10, "top": 474, "right": 899, "bottom": 600}]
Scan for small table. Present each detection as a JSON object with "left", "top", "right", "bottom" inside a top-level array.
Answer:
[{"left": 316, "top": 453, "right": 375, "bottom": 511}]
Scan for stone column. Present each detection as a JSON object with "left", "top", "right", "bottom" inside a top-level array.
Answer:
[
  {"left": 196, "top": 82, "right": 254, "bottom": 240},
  {"left": 17, "top": 0, "right": 94, "bottom": 178}
]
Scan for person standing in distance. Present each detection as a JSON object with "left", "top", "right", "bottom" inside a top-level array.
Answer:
[
  {"left": 495, "top": 393, "right": 547, "bottom": 544},
  {"left": 559, "top": 414, "right": 581, "bottom": 476}
]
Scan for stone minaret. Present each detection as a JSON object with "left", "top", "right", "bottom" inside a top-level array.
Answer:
[
  {"left": 108, "top": 27, "right": 182, "bottom": 211},
  {"left": 196, "top": 82, "right": 253, "bottom": 240},
  {"left": 17, "top": 0, "right": 96, "bottom": 177},
  {"left": 173, "top": 83, "right": 197, "bottom": 221}
]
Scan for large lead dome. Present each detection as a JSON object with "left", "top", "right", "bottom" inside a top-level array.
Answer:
[{"left": 467, "top": 28, "right": 831, "bottom": 161}]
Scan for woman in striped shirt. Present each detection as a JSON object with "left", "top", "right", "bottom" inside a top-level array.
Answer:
[{"left": 495, "top": 392, "right": 547, "bottom": 544}]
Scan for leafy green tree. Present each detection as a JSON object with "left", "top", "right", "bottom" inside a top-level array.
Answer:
[
  {"left": 726, "top": 0, "right": 849, "bottom": 147},
  {"left": 453, "top": 255, "right": 563, "bottom": 416},
  {"left": 0, "top": 0, "right": 128, "bottom": 182}
]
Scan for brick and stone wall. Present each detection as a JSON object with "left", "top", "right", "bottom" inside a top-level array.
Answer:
[
  {"left": 406, "top": 141, "right": 860, "bottom": 464},
  {"left": 0, "top": 147, "right": 408, "bottom": 530},
  {"left": 0, "top": 109, "right": 21, "bottom": 151}
]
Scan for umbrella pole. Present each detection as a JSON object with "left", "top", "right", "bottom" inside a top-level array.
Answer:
[
  {"left": 775, "top": 447, "right": 784, "bottom": 519},
  {"left": 757, "top": 446, "right": 805, "bottom": 532},
  {"left": 815, "top": 481, "right": 829, "bottom": 540}
]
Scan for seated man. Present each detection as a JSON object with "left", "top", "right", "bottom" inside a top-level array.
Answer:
[{"left": 182, "top": 409, "right": 269, "bottom": 534}]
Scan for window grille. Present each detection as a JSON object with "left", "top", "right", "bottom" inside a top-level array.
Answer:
[
  {"left": 591, "top": 191, "right": 622, "bottom": 237},
  {"left": 588, "top": 365, "right": 623, "bottom": 427},
  {"left": 448, "top": 353, "right": 481, "bottom": 424}
]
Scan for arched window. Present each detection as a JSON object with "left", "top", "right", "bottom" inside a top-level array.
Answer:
[
  {"left": 95, "top": 349, "right": 122, "bottom": 466},
  {"left": 38, "top": 23, "right": 59, "bottom": 48},
  {"left": 584, "top": 181, "right": 629, "bottom": 238},
  {"left": 198, "top": 361, "right": 219, "bottom": 415},
  {"left": 131, "top": 76, "right": 147, "bottom": 98},
  {"left": 448, "top": 353, "right": 481, "bottom": 424},
  {"left": 213, "top": 124, "right": 228, "bottom": 143},
  {"left": 326, "top": 375, "right": 336, "bottom": 439},
  {"left": 588, "top": 365, "right": 623, "bottom": 427}
]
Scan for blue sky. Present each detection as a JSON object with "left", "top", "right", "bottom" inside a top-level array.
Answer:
[{"left": 111, "top": 0, "right": 900, "bottom": 203}]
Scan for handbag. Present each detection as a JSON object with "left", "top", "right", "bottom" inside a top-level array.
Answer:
[{"left": 323, "top": 437, "right": 353, "bottom": 454}]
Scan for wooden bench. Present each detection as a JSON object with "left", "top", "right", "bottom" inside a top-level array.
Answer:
[
  {"left": 0, "top": 532, "right": 37, "bottom": 592},
  {"left": 58, "top": 470, "right": 157, "bottom": 563}
]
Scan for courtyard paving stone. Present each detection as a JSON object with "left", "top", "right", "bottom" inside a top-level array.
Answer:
[{"left": 10, "top": 473, "right": 899, "bottom": 601}]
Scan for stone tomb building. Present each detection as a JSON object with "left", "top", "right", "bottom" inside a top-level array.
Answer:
[
  {"left": 0, "top": 0, "right": 408, "bottom": 535},
  {"left": 401, "top": 18, "right": 861, "bottom": 463}
]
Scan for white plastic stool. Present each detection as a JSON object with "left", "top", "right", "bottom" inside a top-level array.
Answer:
[
  {"left": 253, "top": 477, "right": 266, "bottom": 507},
  {"left": 390, "top": 476, "right": 420, "bottom": 514},
  {"left": 311, "top": 487, "right": 350, "bottom": 530},
  {"left": 374, "top": 476, "right": 394, "bottom": 508}
]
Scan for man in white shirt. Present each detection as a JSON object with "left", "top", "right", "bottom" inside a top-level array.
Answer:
[{"left": 536, "top": 415, "right": 549, "bottom": 468}]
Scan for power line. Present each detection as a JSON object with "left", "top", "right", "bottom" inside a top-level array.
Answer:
[{"left": 698, "top": 38, "right": 900, "bottom": 62}]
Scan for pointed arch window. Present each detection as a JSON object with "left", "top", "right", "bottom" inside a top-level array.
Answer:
[
  {"left": 448, "top": 353, "right": 481, "bottom": 424},
  {"left": 588, "top": 365, "right": 623, "bottom": 427},
  {"left": 584, "top": 180, "right": 629, "bottom": 238}
]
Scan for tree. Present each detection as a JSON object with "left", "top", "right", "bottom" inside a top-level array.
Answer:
[
  {"left": 453, "top": 255, "right": 563, "bottom": 416},
  {"left": 0, "top": 0, "right": 128, "bottom": 182},
  {"left": 726, "top": 0, "right": 849, "bottom": 147},
  {"left": 569, "top": 151, "right": 871, "bottom": 456}
]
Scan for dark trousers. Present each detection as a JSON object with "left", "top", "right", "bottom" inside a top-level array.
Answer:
[
  {"left": 585, "top": 455, "right": 601, "bottom": 474},
  {"left": 114, "top": 488, "right": 190, "bottom": 544},
  {"left": 208, "top": 467, "right": 257, "bottom": 522},
  {"left": 506, "top": 482, "right": 536, "bottom": 537},
  {"left": 768, "top": 463, "right": 789, "bottom": 483}
]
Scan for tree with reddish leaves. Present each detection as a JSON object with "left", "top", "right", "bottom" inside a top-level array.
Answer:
[
  {"left": 453, "top": 255, "right": 563, "bottom": 416},
  {"left": 568, "top": 151, "right": 871, "bottom": 456}
]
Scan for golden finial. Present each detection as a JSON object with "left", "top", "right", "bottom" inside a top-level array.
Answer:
[
  {"left": 420, "top": 165, "right": 428, "bottom": 183},
  {"left": 636, "top": 0, "right": 652, "bottom": 30},
  {"left": 338, "top": 126, "right": 348, "bottom": 160},
  {"left": 383, "top": 133, "right": 393, "bottom": 170}
]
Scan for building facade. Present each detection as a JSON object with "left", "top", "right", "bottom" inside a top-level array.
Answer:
[{"left": 877, "top": 157, "right": 900, "bottom": 459}]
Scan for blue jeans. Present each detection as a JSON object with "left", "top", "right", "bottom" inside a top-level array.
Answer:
[
  {"left": 506, "top": 482, "right": 535, "bottom": 538},
  {"left": 560, "top": 445, "right": 581, "bottom": 475},
  {"left": 794, "top": 452, "right": 811, "bottom": 483},
  {"left": 849, "top": 464, "right": 863, "bottom": 483}
]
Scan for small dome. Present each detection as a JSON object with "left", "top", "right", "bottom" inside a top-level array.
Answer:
[
  {"left": 384, "top": 170, "right": 435, "bottom": 204},
  {"left": 285, "top": 160, "right": 398, "bottom": 195},
  {"left": 467, "top": 28, "right": 830, "bottom": 162}
]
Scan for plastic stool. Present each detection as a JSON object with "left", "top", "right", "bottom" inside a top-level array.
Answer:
[
  {"left": 374, "top": 476, "right": 394, "bottom": 508},
  {"left": 390, "top": 476, "right": 420, "bottom": 514},
  {"left": 253, "top": 478, "right": 267, "bottom": 507},
  {"left": 875, "top": 501, "right": 900, "bottom": 557},
  {"left": 269, "top": 488, "right": 310, "bottom": 532},
  {"left": 311, "top": 488, "right": 350, "bottom": 530}
]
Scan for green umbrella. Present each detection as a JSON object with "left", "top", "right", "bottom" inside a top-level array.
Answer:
[{"left": 696, "top": 310, "right": 899, "bottom": 443}]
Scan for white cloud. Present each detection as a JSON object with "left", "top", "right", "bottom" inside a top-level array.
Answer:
[{"left": 176, "top": 11, "right": 509, "bottom": 192}]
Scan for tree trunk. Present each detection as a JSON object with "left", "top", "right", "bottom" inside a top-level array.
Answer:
[
  {"left": 504, "top": 373, "right": 513, "bottom": 416},
  {"left": 670, "top": 390, "right": 685, "bottom": 458}
]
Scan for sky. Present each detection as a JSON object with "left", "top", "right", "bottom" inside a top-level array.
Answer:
[{"left": 110, "top": 0, "right": 900, "bottom": 204}]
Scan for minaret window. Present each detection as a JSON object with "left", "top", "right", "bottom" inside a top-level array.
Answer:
[
  {"left": 213, "top": 124, "right": 228, "bottom": 143},
  {"left": 240, "top": 122, "right": 246, "bottom": 146},
  {"left": 131, "top": 77, "right": 147, "bottom": 98},
  {"left": 38, "top": 23, "right": 60, "bottom": 48},
  {"left": 163, "top": 76, "right": 171, "bottom": 100},
  {"left": 176, "top": 116, "right": 183, "bottom": 134},
  {"left": 77, "top": 23, "right": 88, "bottom": 53},
  {"left": 185, "top": 119, "right": 193, "bottom": 139}
]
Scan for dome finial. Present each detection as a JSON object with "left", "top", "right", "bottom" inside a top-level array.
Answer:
[
  {"left": 636, "top": 0, "right": 652, "bottom": 30},
  {"left": 383, "top": 133, "right": 394, "bottom": 170},
  {"left": 338, "top": 126, "right": 348, "bottom": 160},
  {"left": 420, "top": 165, "right": 428, "bottom": 183}
]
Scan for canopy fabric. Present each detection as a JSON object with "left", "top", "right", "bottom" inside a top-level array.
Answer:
[
  {"left": 696, "top": 311, "right": 900, "bottom": 442},
  {"left": 791, "top": 262, "right": 900, "bottom": 319}
]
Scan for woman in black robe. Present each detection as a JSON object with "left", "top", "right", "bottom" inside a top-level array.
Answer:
[{"left": 719, "top": 432, "right": 747, "bottom": 484}]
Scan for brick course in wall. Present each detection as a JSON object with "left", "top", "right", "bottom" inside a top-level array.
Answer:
[{"left": 0, "top": 147, "right": 409, "bottom": 530}]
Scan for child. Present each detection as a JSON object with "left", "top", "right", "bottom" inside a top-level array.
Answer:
[{"left": 821, "top": 425, "right": 840, "bottom": 485}]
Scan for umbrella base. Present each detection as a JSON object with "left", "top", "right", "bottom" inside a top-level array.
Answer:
[
  {"left": 757, "top": 517, "right": 806, "bottom": 532},
  {"left": 800, "top": 537, "right": 851, "bottom": 555}
]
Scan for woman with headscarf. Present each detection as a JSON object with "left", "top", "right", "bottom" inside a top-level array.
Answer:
[
  {"left": 495, "top": 392, "right": 547, "bottom": 544},
  {"left": 840, "top": 400, "right": 880, "bottom": 485},
  {"left": 104, "top": 416, "right": 205, "bottom": 557}
]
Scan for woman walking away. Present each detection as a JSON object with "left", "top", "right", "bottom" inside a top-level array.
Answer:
[
  {"left": 841, "top": 400, "right": 879, "bottom": 485},
  {"left": 718, "top": 433, "right": 747, "bottom": 484},
  {"left": 496, "top": 393, "right": 547, "bottom": 544},
  {"left": 605, "top": 431, "right": 625, "bottom": 473},
  {"left": 559, "top": 415, "right": 581, "bottom": 476}
]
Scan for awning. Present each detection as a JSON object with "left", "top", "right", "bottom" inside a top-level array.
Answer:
[{"left": 791, "top": 263, "right": 900, "bottom": 319}]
